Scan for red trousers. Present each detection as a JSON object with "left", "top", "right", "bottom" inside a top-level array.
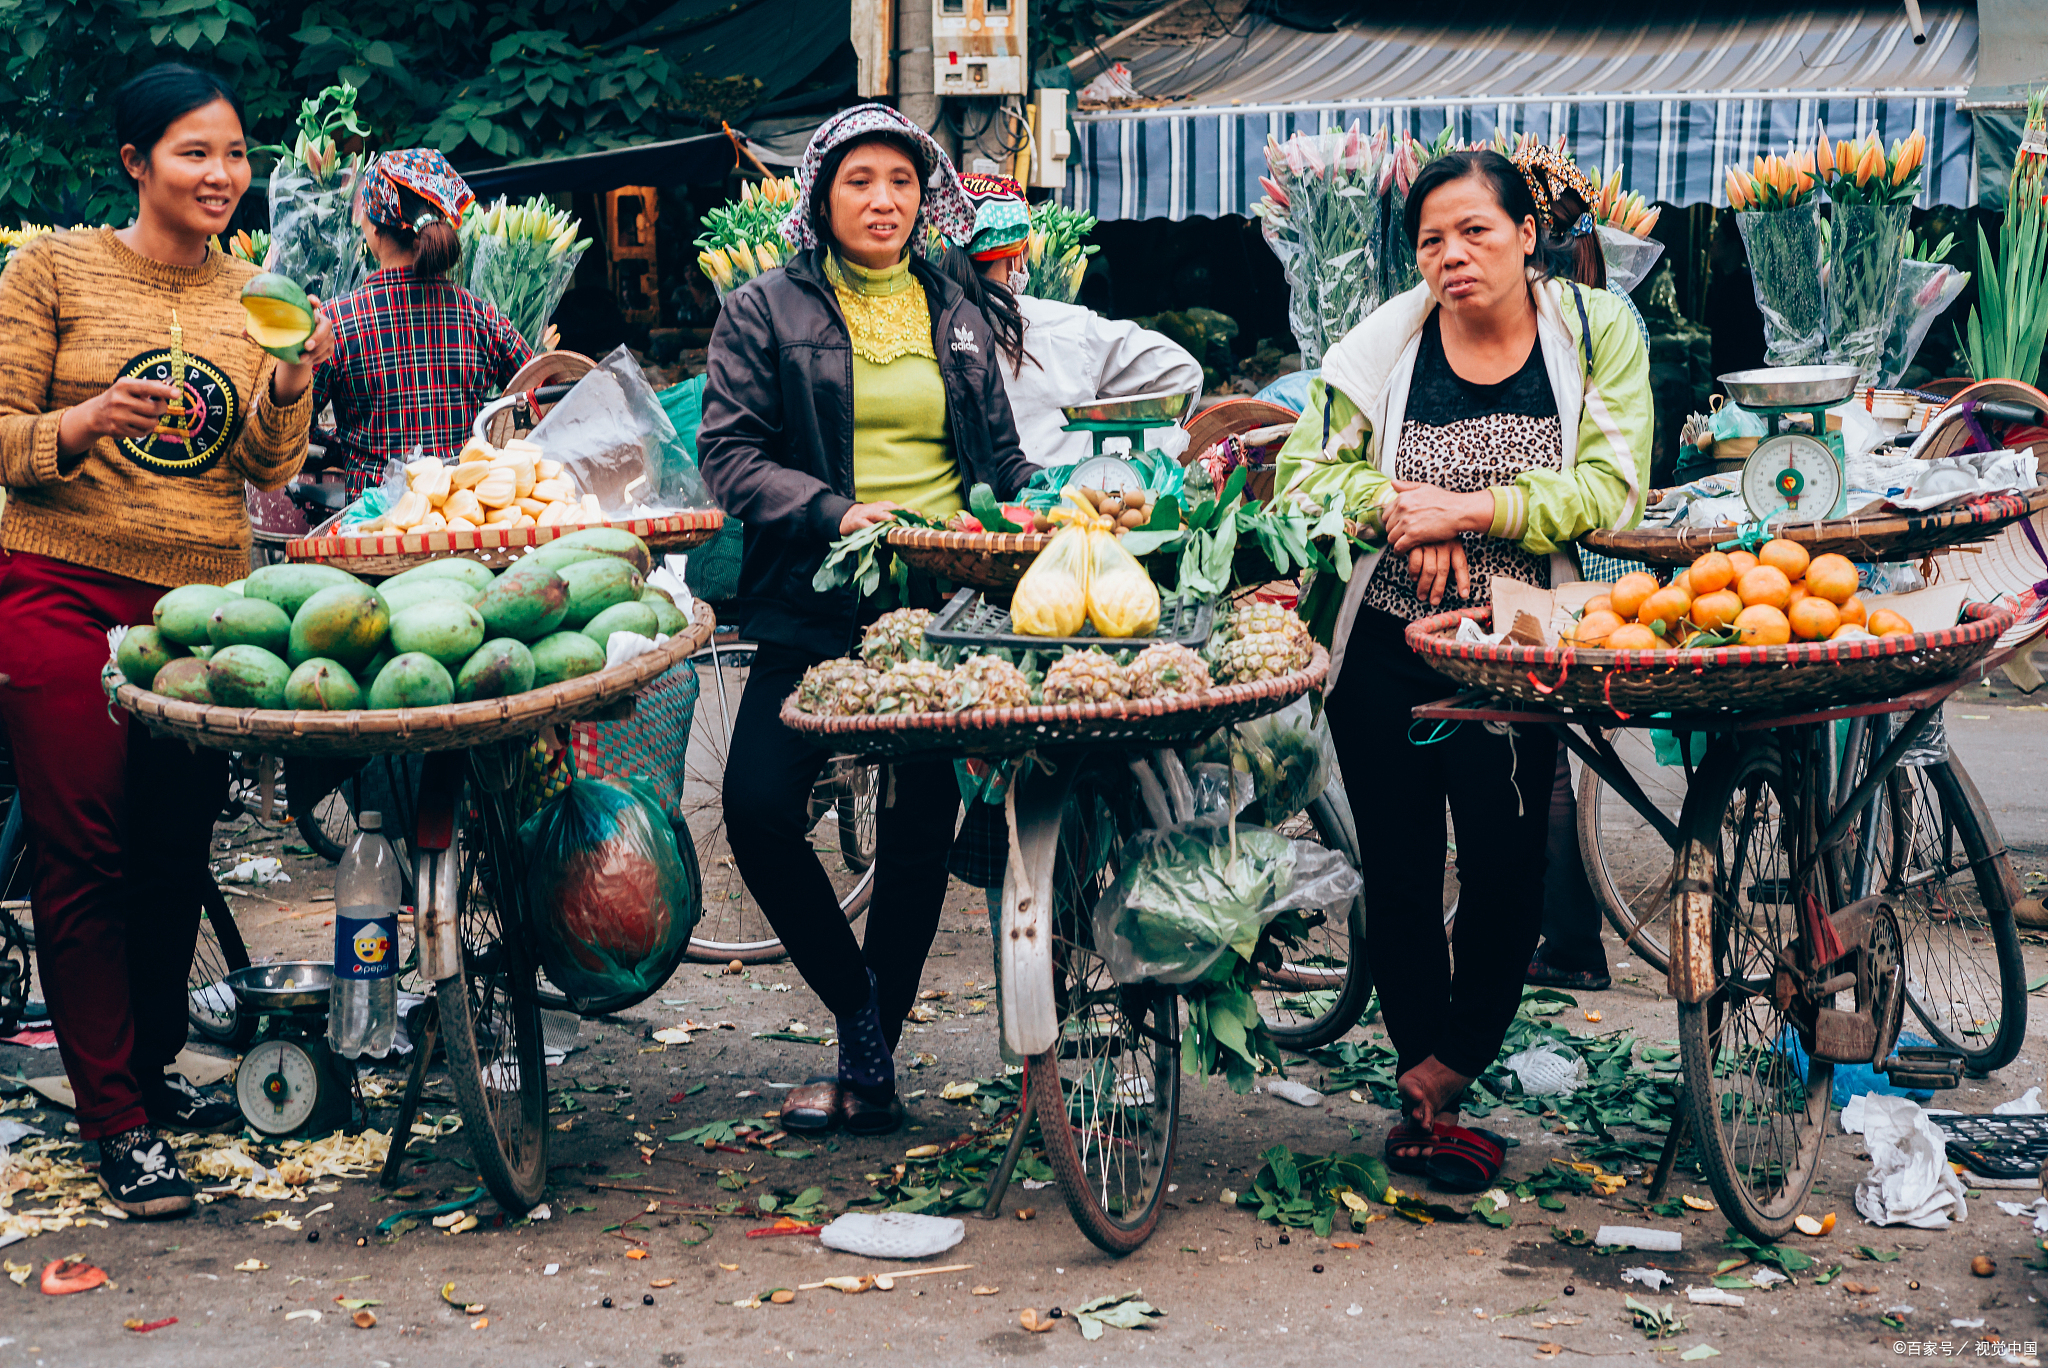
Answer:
[{"left": 0, "top": 552, "right": 226, "bottom": 1139}]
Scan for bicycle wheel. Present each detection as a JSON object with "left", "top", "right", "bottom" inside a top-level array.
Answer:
[
  {"left": 1254, "top": 782, "right": 1372, "bottom": 1051},
  {"left": 681, "top": 638, "right": 875, "bottom": 963},
  {"left": 434, "top": 772, "right": 548, "bottom": 1212},
  {"left": 1578, "top": 732, "right": 1691, "bottom": 976},
  {"left": 1030, "top": 765, "right": 1181, "bottom": 1256},
  {"left": 0, "top": 777, "right": 32, "bottom": 948},
  {"left": 1873, "top": 755, "right": 2025, "bottom": 1074},
  {"left": 188, "top": 884, "right": 253, "bottom": 1047},
  {"left": 1676, "top": 734, "right": 1835, "bottom": 1242},
  {"left": 296, "top": 787, "right": 355, "bottom": 864}
]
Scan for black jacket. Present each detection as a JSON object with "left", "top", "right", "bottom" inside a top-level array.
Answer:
[{"left": 698, "top": 247, "right": 1035, "bottom": 656}]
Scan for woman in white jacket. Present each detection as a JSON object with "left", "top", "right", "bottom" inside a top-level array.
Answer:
[{"left": 952, "top": 173, "right": 1201, "bottom": 465}]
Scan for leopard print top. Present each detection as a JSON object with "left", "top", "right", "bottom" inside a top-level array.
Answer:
[{"left": 1363, "top": 313, "right": 1563, "bottom": 621}]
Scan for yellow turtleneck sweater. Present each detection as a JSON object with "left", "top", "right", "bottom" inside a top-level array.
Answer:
[{"left": 827, "top": 254, "right": 962, "bottom": 522}]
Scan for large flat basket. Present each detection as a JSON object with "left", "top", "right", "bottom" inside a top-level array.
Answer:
[
  {"left": 884, "top": 528, "right": 1051, "bottom": 590},
  {"left": 107, "top": 604, "right": 717, "bottom": 758},
  {"left": 287, "top": 509, "right": 726, "bottom": 577},
  {"left": 1583, "top": 487, "right": 2048, "bottom": 568},
  {"left": 1405, "top": 606, "right": 2013, "bottom": 717},
  {"left": 779, "top": 646, "right": 1327, "bottom": 759}
]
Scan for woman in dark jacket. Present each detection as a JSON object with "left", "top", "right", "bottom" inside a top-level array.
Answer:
[{"left": 699, "top": 105, "right": 1035, "bottom": 1135}]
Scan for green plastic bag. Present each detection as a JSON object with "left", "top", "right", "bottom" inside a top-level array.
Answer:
[{"left": 658, "top": 375, "right": 742, "bottom": 600}]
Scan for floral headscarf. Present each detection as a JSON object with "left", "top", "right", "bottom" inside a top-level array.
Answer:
[
  {"left": 960, "top": 171, "right": 1030, "bottom": 260},
  {"left": 360, "top": 149, "right": 475, "bottom": 232},
  {"left": 784, "top": 103, "right": 974, "bottom": 258},
  {"left": 1509, "top": 139, "right": 1597, "bottom": 233}
]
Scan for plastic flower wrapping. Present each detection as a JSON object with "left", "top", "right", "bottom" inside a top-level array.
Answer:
[
  {"left": 463, "top": 196, "right": 592, "bottom": 352},
  {"left": 1254, "top": 123, "right": 1390, "bottom": 367},
  {"left": 267, "top": 83, "right": 372, "bottom": 304},
  {"left": 693, "top": 177, "right": 797, "bottom": 299}
]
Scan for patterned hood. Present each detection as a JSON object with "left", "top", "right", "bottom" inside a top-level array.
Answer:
[{"left": 784, "top": 104, "right": 973, "bottom": 259}]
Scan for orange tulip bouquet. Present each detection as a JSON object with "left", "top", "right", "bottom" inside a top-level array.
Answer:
[{"left": 1724, "top": 148, "right": 1827, "bottom": 367}]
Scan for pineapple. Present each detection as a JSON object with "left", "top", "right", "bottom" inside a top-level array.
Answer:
[
  {"left": 872, "top": 659, "right": 953, "bottom": 714},
  {"left": 861, "top": 607, "right": 933, "bottom": 669},
  {"left": 946, "top": 654, "right": 1032, "bottom": 711},
  {"left": 796, "top": 657, "right": 879, "bottom": 716},
  {"left": 1041, "top": 650, "right": 1131, "bottom": 704},
  {"left": 1215, "top": 631, "right": 1310, "bottom": 684},
  {"left": 1128, "top": 643, "right": 1212, "bottom": 699},
  {"left": 1215, "top": 598, "right": 1312, "bottom": 655}
]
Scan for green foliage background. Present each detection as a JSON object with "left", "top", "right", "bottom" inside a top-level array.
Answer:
[{"left": 0, "top": 0, "right": 764, "bottom": 222}]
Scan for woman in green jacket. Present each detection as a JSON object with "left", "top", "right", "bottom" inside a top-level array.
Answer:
[{"left": 1274, "top": 148, "right": 1651, "bottom": 1192}]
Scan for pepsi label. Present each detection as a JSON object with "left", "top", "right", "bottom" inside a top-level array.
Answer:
[{"left": 335, "top": 905, "right": 400, "bottom": 980}]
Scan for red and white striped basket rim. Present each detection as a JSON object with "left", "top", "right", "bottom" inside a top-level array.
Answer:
[{"left": 287, "top": 509, "right": 724, "bottom": 564}]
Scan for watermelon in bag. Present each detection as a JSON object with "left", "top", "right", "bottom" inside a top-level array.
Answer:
[{"left": 521, "top": 775, "right": 699, "bottom": 1013}]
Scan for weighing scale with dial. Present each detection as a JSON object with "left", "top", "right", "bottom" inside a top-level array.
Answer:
[
  {"left": 1058, "top": 389, "right": 1193, "bottom": 494},
  {"left": 225, "top": 962, "right": 356, "bottom": 1137},
  {"left": 1717, "top": 365, "right": 1863, "bottom": 523}
]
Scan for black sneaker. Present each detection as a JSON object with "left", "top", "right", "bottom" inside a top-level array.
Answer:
[
  {"left": 143, "top": 1071, "right": 242, "bottom": 1133},
  {"left": 97, "top": 1127, "right": 195, "bottom": 1218}
]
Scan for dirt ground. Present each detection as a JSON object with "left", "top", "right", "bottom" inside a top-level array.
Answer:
[{"left": 1, "top": 668, "right": 2044, "bottom": 1368}]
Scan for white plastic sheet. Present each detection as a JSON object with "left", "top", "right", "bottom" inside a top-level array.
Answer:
[{"left": 1851, "top": 1094, "right": 1970, "bottom": 1228}]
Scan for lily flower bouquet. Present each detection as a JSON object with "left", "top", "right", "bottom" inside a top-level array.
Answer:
[
  {"left": 693, "top": 177, "right": 798, "bottom": 300},
  {"left": 464, "top": 197, "right": 592, "bottom": 353},
  {"left": 1255, "top": 123, "right": 1388, "bottom": 367},
  {"left": 267, "top": 83, "right": 372, "bottom": 304}
]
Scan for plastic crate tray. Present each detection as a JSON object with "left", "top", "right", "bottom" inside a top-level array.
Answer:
[
  {"left": 922, "top": 588, "right": 1213, "bottom": 653},
  {"left": 1934, "top": 1114, "right": 2048, "bottom": 1181}
]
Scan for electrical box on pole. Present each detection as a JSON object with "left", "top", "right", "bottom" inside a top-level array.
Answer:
[
  {"left": 934, "top": 0, "right": 1026, "bottom": 96},
  {"left": 1028, "top": 86, "right": 1071, "bottom": 189}
]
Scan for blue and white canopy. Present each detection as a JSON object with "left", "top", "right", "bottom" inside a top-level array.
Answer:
[{"left": 1060, "top": 3, "right": 1982, "bottom": 220}]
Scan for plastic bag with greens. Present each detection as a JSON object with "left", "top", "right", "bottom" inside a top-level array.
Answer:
[
  {"left": 1092, "top": 816, "right": 1362, "bottom": 987},
  {"left": 1184, "top": 696, "right": 1334, "bottom": 825}
]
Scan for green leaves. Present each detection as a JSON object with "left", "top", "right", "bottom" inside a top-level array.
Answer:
[
  {"left": 1624, "top": 1293, "right": 1685, "bottom": 1340},
  {"left": 1071, "top": 1290, "right": 1164, "bottom": 1340},
  {"left": 968, "top": 483, "right": 1020, "bottom": 533}
]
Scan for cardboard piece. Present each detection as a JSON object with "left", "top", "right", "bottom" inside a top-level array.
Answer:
[
  {"left": 27, "top": 1046, "right": 235, "bottom": 1111},
  {"left": 1863, "top": 581, "right": 1974, "bottom": 634},
  {"left": 1488, "top": 576, "right": 1608, "bottom": 648}
]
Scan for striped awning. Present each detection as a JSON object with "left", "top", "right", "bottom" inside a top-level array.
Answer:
[{"left": 1060, "top": 4, "right": 1981, "bottom": 220}]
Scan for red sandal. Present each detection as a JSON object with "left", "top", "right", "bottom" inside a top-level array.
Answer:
[
  {"left": 1384, "top": 1119, "right": 1435, "bottom": 1176},
  {"left": 1423, "top": 1124, "right": 1510, "bottom": 1193}
]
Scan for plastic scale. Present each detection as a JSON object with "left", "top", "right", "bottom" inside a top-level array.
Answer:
[
  {"left": 225, "top": 962, "right": 355, "bottom": 1137},
  {"left": 1718, "top": 365, "right": 1862, "bottom": 522},
  {"left": 1057, "top": 388, "right": 1193, "bottom": 493}
]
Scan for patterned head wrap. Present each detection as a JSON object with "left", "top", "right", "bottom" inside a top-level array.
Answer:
[
  {"left": 785, "top": 103, "right": 974, "bottom": 258},
  {"left": 960, "top": 171, "right": 1030, "bottom": 260},
  {"left": 1508, "top": 140, "right": 1597, "bottom": 229},
  {"left": 360, "top": 149, "right": 475, "bottom": 232}
]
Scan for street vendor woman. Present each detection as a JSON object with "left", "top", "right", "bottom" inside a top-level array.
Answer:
[
  {"left": 314, "top": 149, "right": 531, "bottom": 498},
  {"left": 699, "top": 105, "right": 1036, "bottom": 1136},
  {"left": 1275, "top": 148, "right": 1651, "bottom": 1192},
  {"left": 0, "top": 63, "right": 331, "bottom": 1217}
]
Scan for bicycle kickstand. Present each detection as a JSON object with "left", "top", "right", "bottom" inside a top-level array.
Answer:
[
  {"left": 978, "top": 1068, "right": 1036, "bottom": 1220},
  {"left": 1647, "top": 1091, "right": 1691, "bottom": 1201},
  {"left": 379, "top": 998, "right": 440, "bottom": 1188}
]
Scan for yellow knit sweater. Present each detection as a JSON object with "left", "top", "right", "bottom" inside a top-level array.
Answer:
[{"left": 0, "top": 228, "right": 313, "bottom": 587}]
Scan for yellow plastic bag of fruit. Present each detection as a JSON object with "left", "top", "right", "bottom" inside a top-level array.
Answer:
[
  {"left": 1085, "top": 520, "right": 1160, "bottom": 637},
  {"left": 1009, "top": 491, "right": 1098, "bottom": 637}
]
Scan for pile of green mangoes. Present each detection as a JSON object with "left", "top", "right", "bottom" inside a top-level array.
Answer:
[{"left": 116, "top": 527, "right": 690, "bottom": 712}]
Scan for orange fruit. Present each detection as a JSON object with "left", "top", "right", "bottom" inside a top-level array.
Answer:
[
  {"left": 1806, "top": 553, "right": 1860, "bottom": 605},
  {"left": 1690, "top": 588, "right": 1744, "bottom": 632},
  {"left": 1734, "top": 603, "right": 1792, "bottom": 646},
  {"left": 1609, "top": 571, "right": 1660, "bottom": 622},
  {"left": 1830, "top": 623, "right": 1874, "bottom": 641},
  {"left": 1582, "top": 594, "right": 1614, "bottom": 618},
  {"left": 1736, "top": 565, "right": 1793, "bottom": 610},
  {"left": 1637, "top": 587, "right": 1693, "bottom": 636},
  {"left": 1866, "top": 608, "right": 1914, "bottom": 638},
  {"left": 1788, "top": 596, "right": 1841, "bottom": 641},
  {"left": 1669, "top": 570, "right": 1693, "bottom": 598},
  {"left": 1786, "top": 580, "right": 1811, "bottom": 608},
  {"left": 1759, "top": 537, "right": 1811, "bottom": 581},
  {"left": 1837, "top": 594, "right": 1867, "bottom": 626},
  {"left": 1727, "top": 549, "right": 1759, "bottom": 577},
  {"left": 1570, "top": 609, "right": 1625, "bottom": 645},
  {"left": 1688, "top": 551, "right": 1735, "bottom": 595},
  {"left": 1606, "top": 623, "right": 1661, "bottom": 650}
]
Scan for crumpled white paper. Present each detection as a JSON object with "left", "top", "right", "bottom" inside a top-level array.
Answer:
[
  {"left": 1454, "top": 617, "right": 1508, "bottom": 646},
  {"left": 1993, "top": 1198, "right": 2048, "bottom": 1234},
  {"left": 1993, "top": 1086, "right": 2044, "bottom": 1115},
  {"left": 1504, "top": 1042, "right": 1587, "bottom": 1097},
  {"left": 602, "top": 630, "right": 670, "bottom": 672},
  {"left": 1889, "top": 449, "right": 2040, "bottom": 511},
  {"left": 647, "top": 555, "right": 696, "bottom": 627},
  {"left": 220, "top": 855, "right": 290, "bottom": 885},
  {"left": 1852, "top": 1094, "right": 1970, "bottom": 1228}
]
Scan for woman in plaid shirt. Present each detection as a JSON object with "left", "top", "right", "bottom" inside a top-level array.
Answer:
[{"left": 313, "top": 150, "right": 531, "bottom": 497}]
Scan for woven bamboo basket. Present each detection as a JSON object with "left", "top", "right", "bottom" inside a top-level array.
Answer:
[
  {"left": 780, "top": 646, "right": 1329, "bottom": 759},
  {"left": 286, "top": 509, "right": 726, "bottom": 578},
  {"left": 1582, "top": 486, "right": 2048, "bottom": 568},
  {"left": 1405, "top": 604, "right": 2014, "bottom": 717},
  {"left": 107, "top": 604, "right": 717, "bottom": 758},
  {"left": 883, "top": 527, "right": 1051, "bottom": 590}
]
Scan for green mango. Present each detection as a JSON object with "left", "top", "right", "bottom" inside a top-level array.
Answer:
[
  {"left": 241, "top": 271, "right": 316, "bottom": 363},
  {"left": 358, "top": 648, "right": 393, "bottom": 692},
  {"left": 529, "top": 631, "right": 606, "bottom": 687},
  {"left": 207, "top": 597, "right": 292, "bottom": 656},
  {"left": 557, "top": 557, "right": 644, "bottom": 630},
  {"left": 150, "top": 656, "right": 213, "bottom": 703},
  {"left": 153, "top": 584, "right": 236, "bottom": 647},
  {"left": 580, "top": 600, "right": 659, "bottom": 651},
  {"left": 640, "top": 591, "right": 687, "bottom": 637},
  {"left": 116, "top": 625, "right": 187, "bottom": 692},
  {"left": 283, "top": 657, "right": 363, "bottom": 711},
  {"left": 388, "top": 600, "right": 486, "bottom": 670},
  {"left": 379, "top": 557, "right": 496, "bottom": 595},
  {"left": 206, "top": 644, "right": 291, "bottom": 709},
  {"left": 547, "top": 525, "right": 653, "bottom": 574},
  {"left": 367, "top": 652, "right": 455, "bottom": 710},
  {"left": 518, "top": 543, "right": 607, "bottom": 575},
  {"left": 246, "top": 562, "right": 360, "bottom": 619},
  {"left": 379, "top": 577, "right": 482, "bottom": 616},
  {"left": 473, "top": 565, "right": 570, "bottom": 642},
  {"left": 454, "top": 638, "right": 537, "bottom": 702},
  {"left": 288, "top": 583, "right": 390, "bottom": 673},
  {"left": 223, "top": 579, "right": 246, "bottom": 595}
]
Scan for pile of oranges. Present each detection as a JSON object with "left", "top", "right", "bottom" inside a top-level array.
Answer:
[{"left": 1566, "top": 539, "right": 1914, "bottom": 649}]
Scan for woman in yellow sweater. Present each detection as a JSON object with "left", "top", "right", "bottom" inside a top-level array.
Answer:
[{"left": 0, "top": 64, "right": 330, "bottom": 1217}]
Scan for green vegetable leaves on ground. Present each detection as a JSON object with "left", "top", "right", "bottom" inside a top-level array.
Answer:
[
  {"left": 1625, "top": 1294, "right": 1685, "bottom": 1340},
  {"left": 1071, "top": 1290, "right": 1164, "bottom": 1340}
]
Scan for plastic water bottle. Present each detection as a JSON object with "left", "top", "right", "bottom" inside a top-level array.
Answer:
[{"left": 329, "top": 810, "right": 401, "bottom": 1059}]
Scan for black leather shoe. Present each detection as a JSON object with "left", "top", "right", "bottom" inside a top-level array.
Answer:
[
  {"left": 780, "top": 1076, "right": 842, "bottom": 1132},
  {"left": 838, "top": 1083, "right": 904, "bottom": 1137}
]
